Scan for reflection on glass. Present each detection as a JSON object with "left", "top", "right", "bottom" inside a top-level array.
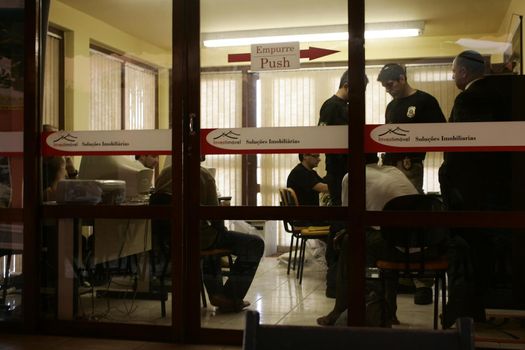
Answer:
[
  {"left": 0, "top": 223, "right": 23, "bottom": 320},
  {"left": 360, "top": 0, "right": 525, "bottom": 335},
  {"left": 46, "top": 0, "right": 173, "bottom": 326},
  {"left": 49, "top": 216, "right": 170, "bottom": 324},
  {"left": 0, "top": 157, "right": 11, "bottom": 208},
  {"left": 201, "top": 0, "right": 348, "bottom": 328},
  {"left": 0, "top": 4, "right": 24, "bottom": 209}
]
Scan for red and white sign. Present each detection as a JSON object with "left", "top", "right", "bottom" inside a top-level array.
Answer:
[
  {"left": 229, "top": 46, "right": 339, "bottom": 63},
  {"left": 202, "top": 126, "right": 347, "bottom": 155},
  {"left": 366, "top": 122, "right": 525, "bottom": 152},
  {"left": 42, "top": 130, "right": 171, "bottom": 156},
  {"left": 251, "top": 42, "right": 300, "bottom": 71},
  {"left": 1, "top": 121, "right": 523, "bottom": 157}
]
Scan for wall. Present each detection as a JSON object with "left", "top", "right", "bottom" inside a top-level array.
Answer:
[
  {"left": 200, "top": 33, "right": 503, "bottom": 68},
  {"left": 49, "top": 0, "right": 171, "bottom": 132}
]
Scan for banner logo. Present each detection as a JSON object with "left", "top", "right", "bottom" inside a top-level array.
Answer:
[
  {"left": 53, "top": 133, "right": 78, "bottom": 143},
  {"left": 213, "top": 130, "right": 241, "bottom": 141},
  {"left": 378, "top": 127, "right": 409, "bottom": 137},
  {"left": 52, "top": 132, "right": 79, "bottom": 147}
]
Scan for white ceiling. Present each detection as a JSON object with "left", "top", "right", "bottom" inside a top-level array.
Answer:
[{"left": 56, "top": 0, "right": 511, "bottom": 51}]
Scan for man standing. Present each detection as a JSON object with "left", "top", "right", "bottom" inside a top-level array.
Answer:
[
  {"left": 377, "top": 63, "right": 446, "bottom": 193},
  {"left": 439, "top": 50, "right": 512, "bottom": 327},
  {"left": 377, "top": 63, "right": 446, "bottom": 306},
  {"left": 318, "top": 70, "right": 350, "bottom": 206},
  {"left": 286, "top": 153, "right": 328, "bottom": 206},
  {"left": 318, "top": 71, "right": 368, "bottom": 297}
]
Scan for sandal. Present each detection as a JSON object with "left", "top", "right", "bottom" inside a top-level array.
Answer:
[{"left": 316, "top": 310, "right": 342, "bottom": 326}]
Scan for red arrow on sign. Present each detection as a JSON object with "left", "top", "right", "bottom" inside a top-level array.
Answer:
[{"left": 228, "top": 46, "right": 339, "bottom": 63}]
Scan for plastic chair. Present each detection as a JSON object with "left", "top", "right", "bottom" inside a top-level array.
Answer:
[
  {"left": 279, "top": 188, "right": 330, "bottom": 284},
  {"left": 242, "top": 310, "right": 474, "bottom": 350},
  {"left": 375, "top": 194, "right": 449, "bottom": 329}
]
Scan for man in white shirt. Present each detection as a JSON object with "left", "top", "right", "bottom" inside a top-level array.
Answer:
[{"left": 318, "top": 155, "right": 425, "bottom": 326}]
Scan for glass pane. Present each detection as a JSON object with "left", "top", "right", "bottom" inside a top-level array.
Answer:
[
  {"left": 0, "top": 3, "right": 24, "bottom": 210},
  {"left": 47, "top": 0, "right": 173, "bottom": 326},
  {"left": 364, "top": 0, "right": 525, "bottom": 336},
  {"left": 0, "top": 222, "right": 23, "bottom": 321},
  {"left": 45, "top": 216, "right": 171, "bottom": 324},
  {"left": 199, "top": 216, "right": 330, "bottom": 330},
  {"left": 200, "top": 0, "right": 348, "bottom": 328}
]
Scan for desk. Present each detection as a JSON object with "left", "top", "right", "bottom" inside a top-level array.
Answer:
[{"left": 57, "top": 210, "right": 152, "bottom": 320}]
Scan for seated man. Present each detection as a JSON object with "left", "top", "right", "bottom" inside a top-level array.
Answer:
[
  {"left": 287, "top": 153, "right": 332, "bottom": 296},
  {"left": 286, "top": 153, "right": 329, "bottom": 206},
  {"left": 155, "top": 164, "right": 264, "bottom": 312},
  {"left": 135, "top": 154, "right": 159, "bottom": 170},
  {"left": 317, "top": 154, "right": 450, "bottom": 326}
]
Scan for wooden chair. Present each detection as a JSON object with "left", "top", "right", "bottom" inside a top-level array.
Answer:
[
  {"left": 242, "top": 310, "right": 474, "bottom": 350},
  {"left": 200, "top": 248, "right": 233, "bottom": 307},
  {"left": 150, "top": 192, "right": 234, "bottom": 311},
  {"left": 375, "top": 194, "right": 449, "bottom": 329},
  {"left": 279, "top": 188, "right": 330, "bottom": 284}
]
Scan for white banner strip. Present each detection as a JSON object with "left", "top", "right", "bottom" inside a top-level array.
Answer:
[
  {"left": 44, "top": 130, "right": 172, "bottom": 155},
  {"left": 202, "top": 125, "right": 347, "bottom": 154},
  {"left": 369, "top": 122, "right": 525, "bottom": 149},
  {"left": 1, "top": 121, "right": 522, "bottom": 157}
]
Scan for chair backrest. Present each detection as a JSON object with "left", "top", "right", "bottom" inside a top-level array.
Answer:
[
  {"left": 279, "top": 188, "right": 299, "bottom": 207},
  {"left": 381, "top": 194, "right": 448, "bottom": 250},
  {"left": 242, "top": 311, "right": 474, "bottom": 350},
  {"left": 279, "top": 188, "right": 300, "bottom": 233}
]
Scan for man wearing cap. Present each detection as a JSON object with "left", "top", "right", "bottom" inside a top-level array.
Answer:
[
  {"left": 377, "top": 63, "right": 446, "bottom": 307},
  {"left": 377, "top": 63, "right": 446, "bottom": 193},
  {"left": 439, "top": 50, "right": 512, "bottom": 328}
]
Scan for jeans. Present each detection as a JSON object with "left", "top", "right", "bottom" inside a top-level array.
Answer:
[{"left": 202, "top": 230, "right": 264, "bottom": 300}]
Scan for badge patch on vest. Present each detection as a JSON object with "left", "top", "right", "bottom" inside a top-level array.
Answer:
[
  {"left": 406, "top": 106, "right": 416, "bottom": 118},
  {"left": 402, "top": 157, "right": 412, "bottom": 170}
]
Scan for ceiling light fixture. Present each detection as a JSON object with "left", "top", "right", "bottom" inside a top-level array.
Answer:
[{"left": 202, "top": 21, "right": 424, "bottom": 48}]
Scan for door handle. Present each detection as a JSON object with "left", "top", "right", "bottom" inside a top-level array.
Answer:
[{"left": 189, "top": 112, "right": 197, "bottom": 136}]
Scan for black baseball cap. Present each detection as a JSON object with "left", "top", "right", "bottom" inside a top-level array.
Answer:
[{"left": 377, "top": 63, "right": 406, "bottom": 82}]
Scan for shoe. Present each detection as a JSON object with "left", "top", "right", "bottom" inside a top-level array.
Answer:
[
  {"left": 325, "top": 288, "right": 336, "bottom": 299},
  {"left": 414, "top": 287, "right": 433, "bottom": 305},
  {"left": 440, "top": 300, "right": 486, "bottom": 329},
  {"left": 316, "top": 310, "right": 342, "bottom": 326},
  {"left": 217, "top": 300, "right": 251, "bottom": 313},
  {"left": 209, "top": 294, "right": 251, "bottom": 313},
  {"left": 391, "top": 315, "right": 400, "bottom": 325}
]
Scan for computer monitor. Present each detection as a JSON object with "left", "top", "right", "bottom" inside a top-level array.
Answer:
[{"left": 79, "top": 155, "right": 153, "bottom": 201}]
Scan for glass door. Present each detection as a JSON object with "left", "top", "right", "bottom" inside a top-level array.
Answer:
[
  {"left": 197, "top": 0, "right": 354, "bottom": 332},
  {"left": 39, "top": 0, "right": 182, "bottom": 338}
]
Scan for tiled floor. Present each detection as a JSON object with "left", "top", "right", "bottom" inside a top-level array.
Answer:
[
  {"left": 0, "top": 334, "right": 240, "bottom": 350},
  {"left": 5, "top": 252, "right": 524, "bottom": 349}
]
